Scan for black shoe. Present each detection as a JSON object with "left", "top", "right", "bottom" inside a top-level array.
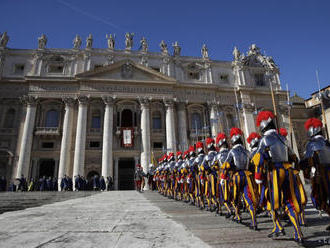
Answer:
[
  {"left": 225, "top": 213, "right": 231, "bottom": 219},
  {"left": 267, "top": 229, "right": 285, "bottom": 238},
  {"left": 249, "top": 225, "right": 259, "bottom": 231}
]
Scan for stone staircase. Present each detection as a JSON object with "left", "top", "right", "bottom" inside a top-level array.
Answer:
[{"left": 0, "top": 191, "right": 99, "bottom": 214}]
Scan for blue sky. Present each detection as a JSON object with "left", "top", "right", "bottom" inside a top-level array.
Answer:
[{"left": 1, "top": 0, "right": 330, "bottom": 99}]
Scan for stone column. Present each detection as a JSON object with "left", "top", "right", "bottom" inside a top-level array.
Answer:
[
  {"left": 114, "top": 158, "right": 119, "bottom": 190},
  {"left": 72, "top": 96, "right": 88, "bottom": 190},
  {"left": 242, "top": 103, "right": 256, "bottom": 137},
  {"left": 16, "top": 96, "right": 37, "bottom": 178},
  {"left": 140, "top": 99, "right": 151, "bottom": 175},
  {"left": 177, "top": 102, "right": 188, "bottom": 151},
  {"left": 208, "top": 102, "right": 219, "bottom": 138},
  {"left": 101, "top": 96, "right": 114, "bottom": 188},
  {"left": 164, "top": 99, "right": 177, "bottom": 153},
  {"left": 58, "top": 98, "right": 75, "bottom": 191}
]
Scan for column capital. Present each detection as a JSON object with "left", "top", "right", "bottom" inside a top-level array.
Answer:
[
  {"left": 163, "top": 98, "right": 174, "bottom": 108},
  {"left": 20, "top": 95, "right": 37, "bottom": 106},
  {"left": 102, "top": 95, "right": 115, "bottom": 105},
  {"left": 77, "top": 95, "right": 89, "bottom": 105},
  {"left": 139, "top": 97, "right": 150, "bottom": 108},
  {"left": 242, "top": 103, "right": 255, "bottom": 112},
  {"left": 62, "top": 97, "right": 75, "bottom": 107},
  {"left": 207, "top": 100, "right": 219, "bottom": 110}
]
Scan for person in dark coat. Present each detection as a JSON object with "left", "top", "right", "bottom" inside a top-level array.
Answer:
[
  {"left": 46, "top": 177, "right": 53, "bottom": 191},
  {"left": 100, "top": 176, "right": 106, "bottom": 191},
  {"left": 39, "top": 176, "right": 47, "bottom": 191},
  {"left": 52, "top": 177, "right": 58, "bottom": 191},
  {"left": 0, "top": 176, "right": 6, "bottom": 191},
  {"left": 68, "top": 176, "right": 73, "bottom": 191},
  {"left": 9, "top": 181, "right": 16, "bottom": 192},
  {"left": 17, "top": 175, "right": 27, "bottom": 191},
  {"left": 107, "top": 176, "right": 113, "bottom": 191},
  {"left": 74, "top": 175, "right": 80, "bottom": 191},
  {"left": 93, "top": 175, "right": 100, "bottom": 191}
]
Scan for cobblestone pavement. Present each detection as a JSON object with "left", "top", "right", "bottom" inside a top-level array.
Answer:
[
  {"left": 144, "top": 191, "right": 330, "bottom": 248},
  {"left": 0, "top": 191, "right": 208, "bottom": 248},
  {"left": 0, "top": 191, "right": 328, "bottom": 248}
]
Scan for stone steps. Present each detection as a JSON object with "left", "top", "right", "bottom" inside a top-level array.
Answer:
[{"left": 0, "top": 191, "right": 99, "bottom": 214}]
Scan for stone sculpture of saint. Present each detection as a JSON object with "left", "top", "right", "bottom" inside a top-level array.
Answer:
[
  {"left": 0, "top": 32, "right": 9, "bottom": 48},
  {"left": 86, "top": 34, "right": 93, "bottom": 49},
  {"left": 201, "top": 44, "right": 209, "bottom": 59},
  {"left": 160, "top": 40, "right": 168, "bottom": 55},
  {"left": 38, "top": 34, "right": 47, "bottom": 49},
  {"left": 233, "top": 46, "right": 240, "bottom": 61},
  {"left": 172, "top": 41, "right": 181, "bottom": 56},
  {"left": 73, "top": 35, "right": 82, "bottom": 49},
  {"left": 140, "top": 37, "right": 148, "bottom": 52},
  {"left": 125, "top": 33, "right": 134, "bottom": 50},
  {"left": 106, "top": 34, "right": 115, "bottom": 50}
]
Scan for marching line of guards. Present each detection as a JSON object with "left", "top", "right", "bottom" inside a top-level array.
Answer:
[{"left": 151, "top": 111, "right": 330, "bottom": 245}]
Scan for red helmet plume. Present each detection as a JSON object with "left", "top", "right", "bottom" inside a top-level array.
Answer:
[
  {"left": 279, "top": 128, "right": 288, "bottom": 137},
  {"left": 256, "top": 111, "right": 275, "bottom": 127},
  {"left": 247, "top": 132, "right": 261, "bottom": 144},
  {"left": 205, "top": 137, "right": 215, "bottom": 147},
  {"left": 196, "top": 141, "right": 204, "bottom": 149},
  {"left": 167, "top": 152, "right": 174, "bottom": 160},
  {"left": 216, "top": 133, "right": 227, "bottom": 145},
  {"left": 230, "top": 127, "right": 243, "bottom": 138},
  {"left": 183, "top": 150, "right": 189, "bottom": 158},
  {"left": 176, "top": 151, "right": 182, "bottom": 157},
  {"left": 188, "top": 145, "right": 195, "bottom": 153},
  {"left": 304, "top": 118, "right": 322, "bottom": 130}
]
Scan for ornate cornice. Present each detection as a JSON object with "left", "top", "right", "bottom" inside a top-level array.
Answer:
[
  {"left": 20, "top": 95, "right": 37, "bottom": 106},
  {"left": 62, "top": 97, "right": 75, "bottom": 107},
  {"left": 102, "top": 95, "right": 115, "bottom": 105},
  {"left": 77, "top": 95, "right": 89, "bottom": 105}
]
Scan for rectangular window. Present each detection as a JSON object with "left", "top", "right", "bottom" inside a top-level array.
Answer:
[
  {"left": 42, "top": 142, "right": 54, "bottom": 149},
  {"left": 188, "top": 72, "right": 200, "bottom": 80},
  {"left": 219, "top": 74, "right": 229, "bottom": 83},
  {"left": 94, "top": 64, "right": 103, "bottom": 69},
  {"left": 91, "top": 116, "right": 101, "bottom": 128},
  {"left": 255, "top": 73, "right": 265, "bottom": 86},
  {"left": 48, "top": 65, "right": 64, "bottom": 73},
  {"left": 89, "top": 141, "right": 101, "bottom": 148},
  {"left": 14, "top": 64, "right": 25, "bottom": 75},
  {"left": 152, "top": 117, "right": 161, "bottom": 129},
  {"left": 153, "top": 142, "right": 163, "bottom": 149},
  {"left": 151, "top": 67, "right": 160, "bottom": 72}
]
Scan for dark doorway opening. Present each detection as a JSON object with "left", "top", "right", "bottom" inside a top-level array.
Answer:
[
  {"left": 39, "top": 159, "right": 55, "bottom": 178},
  {"left": 121, "top": 109, "right": 133, "bottom": 127},
  {"left": 87, "top": 170, "right": 100, "bottom": 181},
  {"left": 118, "top": 158, "right": 135, "bottom": 190}
]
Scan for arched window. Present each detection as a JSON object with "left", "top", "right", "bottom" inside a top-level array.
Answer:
[
  {"left": 3, "top": 108, "right": 15, "bottom": 128},
  {"left": 191, "top": 112, "right": 202, "bottom": 130},
  {"left": 152, "top": 111, "right": 162, "bottom": 129},
  {"left": 45, "top": 110, "right": 59, "bottom": 127},
  {"left": 91, "top": 110, "right": 101, "bottom": 129}
]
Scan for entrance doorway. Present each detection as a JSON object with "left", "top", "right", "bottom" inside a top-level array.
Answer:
[
  {"left": 39, "top": 159, "right": 55, "bottom": 178},
  {"left": 118, "top": 158, "right": 135, "bottom": 190}
]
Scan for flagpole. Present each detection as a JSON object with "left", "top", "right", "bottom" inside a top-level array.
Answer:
[{"left": 286, "top": 84, "right": 293, "bottom": 149}]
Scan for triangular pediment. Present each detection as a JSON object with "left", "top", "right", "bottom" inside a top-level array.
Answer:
[{"left": 76, "top": 60, "right": 176, "bottom": 83}]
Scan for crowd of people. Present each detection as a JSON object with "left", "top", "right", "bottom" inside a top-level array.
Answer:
[
  {"left": 0, "top": 175, "right": 114, "bottom": 192},
  {"left": 148, "top": 111, "right": 330, "bottom": 245}
]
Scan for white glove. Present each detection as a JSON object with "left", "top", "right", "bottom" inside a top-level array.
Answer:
[
  {"left": 180, "top": 179, "right": 183, "bottom": 184},
  {"left": 187, "top": 178, "right": 190, "bottom": 184},
  {"left": 311, "top": 167, "right": 316, "bottom": 177},
  {"left": 220, "top": 179, "right": 225, "bottom": 186},
  {"left": 201, "top": 179, "right": 204, "bottom": 185},
  {"left": 255, "top": 179, "right": 263, "bottom": 184}
]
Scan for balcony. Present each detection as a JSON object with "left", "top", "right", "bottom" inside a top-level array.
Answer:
[
  {"left": 115, "top": 127, "right": 140, "bottom": 136},
  {"left": 35, "top": 127, "right": 61, "bottom": 136},
  {"left": 0, "top": 128, "right": 17, "bottom": 135}
]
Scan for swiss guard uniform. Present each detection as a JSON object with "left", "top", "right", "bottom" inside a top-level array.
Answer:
[
  {"left": 174, "top": 151, "right": 184, "bottom": 200},
  {"left": 201, "top": 138, "right": 218, "bottom": 211},
  {"left": 194, "top": 141, "right": 206, "bottom": 209},
  {"left": 182, "top": 150, "right": 190, "bottom": 202},
  {"left": 134, "top": 164, "right": 144, "bottom": 192},
  {"left": 220, "top": 128, "right": 258, "bottom": 229},
  {"left": 252, "top": 111, "right": 304, "bottom": 244},
  {"left": 300, "top": 118, "right": 330, "bottom": 231},
  {"left": 216, "top": 133, "right": 230, "bottom": 216},
  {"left": 187, "top": 145, "right": 197, "bottom": 204},
  {"left": 247, "top": 132, "right": 265, "bottom": 211},
  {"left": 167, "top": 153, "right": 176, "bottom": 198}
]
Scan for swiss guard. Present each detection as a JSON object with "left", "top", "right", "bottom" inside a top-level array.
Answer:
[
  {"left": 216, "top": 132, "right": 231, "bottom": 216},
  {"left": 220, "top": 127, "right": 258, "bottom": 230},
  {"left": 300, "top": 117, "right": 330, "bottom": 231},
  {"left": 187, "top": 145, "right": 197, "bottom": 204},
  {"left": 252, "top": 111, "right": 304, "bottom": 244},
  {"left": 195, "top": 141, "right": 206, "bottom": 208}
]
